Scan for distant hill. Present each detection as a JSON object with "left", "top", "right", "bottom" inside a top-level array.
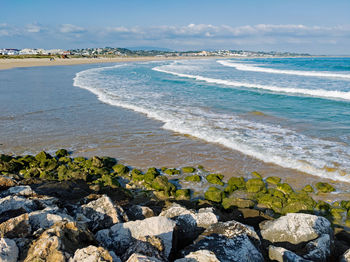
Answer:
[{"left": 126, "top": 46, "right": 174, "bottom": 52}]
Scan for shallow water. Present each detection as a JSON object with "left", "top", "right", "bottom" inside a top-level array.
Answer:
[{"left": 1, "top": 60, "right": 350, "bottom": 195}]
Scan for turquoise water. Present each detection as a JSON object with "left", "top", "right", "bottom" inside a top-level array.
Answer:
[{"left": 74, "top": 57, "right": 350, "bottom": 182}]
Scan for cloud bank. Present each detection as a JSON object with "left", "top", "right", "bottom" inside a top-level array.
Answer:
[{"left": 0, "top": 23, "right": 349, "bottom": 54}]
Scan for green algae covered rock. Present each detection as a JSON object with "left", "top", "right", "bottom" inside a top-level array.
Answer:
[
  {"left": 315, "top": 182, "right": 335, "bottom": 193},
  {"left": 184, "top": 174, "right": 201, "bottom": 182},
  {"left": 91, "top": 156, "right": 104, "bottom": 168},
  {"left": 181, "top": 166, "right": 196, "bottom": 173},
  {"left": 131, "top": 169, "right": 145, "bottom": 182},
  {"left": 112, "top": 164, "right": 129, "bottom": 175},
  {"left": 227, "top": 177, "right": 246, "bottom": 189},
  {"left": 151, "top": 176, "right": 176, "bottom": 195},
  {"left": 58, "top": 156, "right": 72, "bottom": 164},
  {"left": 40, "top": 158, "right": 58, "bottom": 172},
  {"left": 224, "top": 184, "right": 237, "bottom": 194},
  {"left": 251, "top": 171, "right": 262, "bottom": 179},
  {"left": 246, "top": 178, "right": 266, "bottom": 193},
  {"left": 175, "top": 189, "right": 191, "bottom": 200},
  {"left": 302, "top": 185, "right": 314, "bottom": 193},
  {"left": 39, "top": 171, "right": 57, "bottom": 180},
  {"left": 35, "top": 151, "right": 52, "bottom": 162},
  {"left": 256, "top": 193, "right": 284, "bottom": 212},
  {"left": 268, "top": 188, "right": 285, "bottom": 199},
  {"left": 204, "top": 187, "right": 224, "bottom": 203},
  {"left": 144, "top": 167, "right": 159, "bottom": 183},
  {"left": 222, "top": 197, "right": 255, "bottom": 209},
  {"left": 341, "top": 200, "right": 350, "bottom": 210},
  {"left": 0, "top": 154, "right": 12, "bottom": 162},
  {"left": 331, "top": 208, "right": 346, "bottom": 219},
  {"left": 206, "top": 173, "right": 224, "bottom": 186},
  {"left": 276, "top": 183, "right": 293, "bottom": 195},
  {"left": 282, "top": 201, "right": 311, "bottom": 214},
  {"left": 23, "top": 168, "right": 40, "bottom": 179},
  {"left": 164, "top": 168, "right": 181, "bottom": 176},
  {"left": 100, "top": 156, "right": 117, "bottom": 169},
  {"left": 315, "top": 201, "right": 331, "bottom": 214},
  {"left": 96, "top": 174, "right": 120, "bottom": 188},
  {"left": 266, "top": 176, "right": 281, "bottom": 185},
  {"left": 55, "top": 149, "right": 68, "bottom": 158}
]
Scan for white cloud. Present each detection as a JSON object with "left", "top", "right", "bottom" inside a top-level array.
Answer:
[
  {"left": 26, "top": 24, "right": 41, "bottom": 33},
  {"left": 59, "top": 24, "right": 85, "bottom": 34}
]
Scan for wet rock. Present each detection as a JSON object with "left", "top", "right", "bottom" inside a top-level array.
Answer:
[
  {"left": 175, "top": 250, "right": 220, "bottom": 262},
  {"left": 206, "top": 174, "right": 224, "bottom": 186},
  {"left": 24, "top": 221, "right": 95, "bottom": 262},
  {"left": 204, "top": 187, "right": 223, "bottom": 203},
  {"left": 0, "top": 213, "right": 31, "bottom": 238},
  {"left": 246, "top": 178, "right": 266, "bottom": 193},
  {"left": 159, "top": 203, "right": 218, "bottom": 248},
  {"left": 222, "top": 197, "right": 255, "bottom": 209},
  {"left": 182, "top": 220, "right": 263, "bottom": 262},
  {"left": 28, "top": 206, "right": 74, "bottom": 231},
  {"left": 0, "top": 176, "right": 16, "bottom": 189},
  {"left": 227, "top": 177, "right": 246, "bottom": 189},
  {"left": 79, "top": 194, "right": 127, "bottom": 231},
  {"left": 121, "top": 236, "right": 166, "bottom": 261},
  {"left": 184, "top": 175, "right": 201, "bottom": 182},
  {"left": 303, "top": 234, "right": 332, "bottom": 261},
  {"left": 259, "top": 213, "right": 332, "bottom": 245},
  {"left": 341, "top": 249, "right": 350, "bottom": 262},
  {"left": 0, "top": 185, "right": 35, "bottom": 197},
  {"left": 265, "top": 176, "right": 281, "bottom": 185},
  {"left": 126, "top": 253, "right": 162, "bottom": 262},
  {"left": 68, "top": 245, "right": 114, "bottom": 262},
  {"left": 268, "top": 246, "right": 311, "bottom": 262},
  {"left": 0, "top": 195, "right": 37, "bottom": 216},
  {"left": 126, "top": 205, "right": 155, "bottom": 220},
  {"left": 181, "top": 167, "right": 196, "bottom": 173},
  {"left": 0, "top": 238, "right": 18, "bottom": 262},
  {"left": 315, "top": 182, "right": 335, "bottom": 193},
  {"left": 96, "top": 216, "right": 176, "bottom": 258}
]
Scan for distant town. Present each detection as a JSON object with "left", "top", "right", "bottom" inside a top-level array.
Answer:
[{"left": 0, "top": 47, "right": 310, "bottom": 58}]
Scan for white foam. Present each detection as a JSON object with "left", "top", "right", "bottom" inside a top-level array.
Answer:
[
  {"left": 153, "top": 66, "right": 350, "bottom": 101},
  {"left": 218, "top": 60, "right": 350, "bottom": 79},
  {"left": 73, "top": 64, "right": 350, "bottom": 183}
]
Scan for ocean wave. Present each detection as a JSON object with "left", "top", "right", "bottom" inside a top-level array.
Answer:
[
  {"left": 218, "top": 60, "right": 350, "bottom": 79},
  {"left": 153, "top": 66, "right": 350, "bottom": 101},
  {"left": 74, "top": 64, "right": 350, "bottom": 182}
]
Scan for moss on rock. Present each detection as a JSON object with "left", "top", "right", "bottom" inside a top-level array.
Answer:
[
  {"left": 224, "top": 184, "right": 237, "bottom": 194},
  {"left": 276, "top": 183, "right": 293, "bottom": 195},
  {"left": 222, "top": 197, "right": 255, "bottom": 209},
  {"left": 204, "top": 187, "right": 224, "bottom": 203},
  {"left": 55, "top": 149, "right": 68, "bottom": 158},
  {"left": 175, "top": 189, "right": 191, "bottom": 200},
  {"left": 112, "top": 164, "right": 129, "bottom": 176},
  {"left": 315, "top": 182, "right": 335, "bottom": 193},
  {"left": 246, "top": 178, "right": 266, "bottom": 193},
  {"left": 184, "top": 175, "right": 201, "bottom": 182},
  {"left": 302, "top": 185, "right": 314, "bottom": 193},
  {"left": 266, "top": 176, "right": 281, "bottom": 185},
  {"left": 206, "top": 173, "right": 224, "bottom": 186},
  {"left": 227, "top": 177, "right": 246, "bottom": 189},
  {"left": 35, "top": 151, "right": 52, "bottom": 162},
  {"left": 164, "top": 168, "right": 181, "bottom": 176},
  {"left": 131, "top": 169, "right": 145, "bottom": 182},
  {"left": 251, "top": 171, "right": 262, "bottom": 179},
  {"left": 181, "top": 167, "right": 196, "bottom": 173}
]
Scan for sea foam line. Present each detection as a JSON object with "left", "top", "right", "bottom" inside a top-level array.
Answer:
[
  {"left": 153, "top": 66, "right": 350, "bottom": 101},
  {"left": 73, "top": 65, "right": 350, "bottom": 183},
  {"left": 218, "top": 60, "right": 350, "bottom": 79}
]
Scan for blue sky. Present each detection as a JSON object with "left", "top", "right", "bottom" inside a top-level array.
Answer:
[{"left": 1, "top": 0, "right": 350, "bottom": 54}]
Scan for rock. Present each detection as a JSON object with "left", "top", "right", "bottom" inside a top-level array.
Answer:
[
  {"left": 303, "top": 234, "right": 332, "bottom": 261},
  {"left": 259, "top": 213, "right": 332, "bottom": 245},
  {"left": 222, "top": 197, "right": 255, "bottom": 209},
  {"left": 246, "top": 179, "right": 266, "bottom": 193},
  {"left": 204, "top": 187, "right": 223, "bottom": 203},
  {"left": 182, "top": 220, "right": 263, "bottom": 262},
  {"left": 0, "top": 195, "right": 37, "bottom": 215},
  {"left": 24, "top": 221, "right": 95, "bottom": 262},
  {"left": 175, "top": 250, "right": 220, "bottom": 262},
  {"left": 164, "top": 168, "right": 180, "bottom": 176},
  {"left": 227, "top": 177, "right": 246, "bottom": 189},
  {"left": 55, "top": 149, "right": 69, "bottom": 158},
  {"left": 184, "top": 175, "right": 201, "bottom": 182},
  {"left": 268, "top": 246, "right": 311, "bottom": 262},
  {"left": 28, "top": 207, "right": 74, "bottom": 231},
  {"left": 0, "top": 176, "right": 16, "bottom": 189},
  {"left": 181, "top": 167, "right": 196, "bottom": 173},
  {"left": 0, "top": 185, "right": 35, "bottom": 197},
  {"left": 0, "top": 238, "right": 18, "bottom": 262},
  {"left": 252, "top": 171, "right": 262, "bottom": 179},
  {"left": 315, "top": 182, "right": 335, "bottom": 193},
  {"left": 341, "top": 249, "right": 350, "bottom": 262},
  {"left": 175, "top": 189, "right": 191, "bottom": 200},
  {"left": 206, "top": 174, "right": 224, "bottom": 186},
  {"left": 69, "top": 245, "right": 114, "bottom": 262},
  {"left": 302, "top": 185, "right": 314, "bottom": 193},
  {"left": 126, "top": 205, "right": 155, "bottom": 220},
  {"left": 0, "top": 213, "right": 31, "bottom": 238},
  {"left": 265, "top": 176, "right": 281, "bottom": 185},
  {"left": 121, "top": 236, "right": 166, "bottom": 261},
  {"left": 112, "top": 164, "right": 129, "bottom": 175},
  {"left": 96, "top": 216, "right": 176, "bottom": 258},
  {"left": 126, "top": 253, "right": 162, "bottom": 262},
  {"left": 79, "top": 194, "right": 127, "bottom": 231},
  {"left": 276, "top": 183, "right": 293, "bottom": 195},
  {"left": 159, "top": 203, "right": 218, "bottom": 247}
]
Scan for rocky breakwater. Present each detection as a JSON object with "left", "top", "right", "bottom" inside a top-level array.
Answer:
[{"left": 1, "top": 150, "right": 350, "bottom": 261}]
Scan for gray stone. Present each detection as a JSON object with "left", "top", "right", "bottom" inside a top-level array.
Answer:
[
  {"left": 175, "top": 250, "right": 220, "bottom": 262},
  {"left": 0, "top": 213, "right": 31, "bottom": 238},
  {"left": 127, "top": 205, "right": 155, "bottom": 220},
  {"left": 0, "top": 195, "right": 37, "bottom": 215},
  {"left": 182, "top": 220, "right": 263, "bottom": 262},
  {"left": 340, "top": 249, "right": 350, "bottom": 262},
  {"left": 268, "top": 246, "right": 311, "bottom": 262},
  {"left": 0, "top": 185, "right": 34, "bottom": 197},
  {"left": 0, "top": 238, "right": 19, "bottom": 262},
  {"left": 303, "top": 234, "right": 332, "bottom": 261},
  {"left": 68, "top": 245, "right": 114, "bottom": 262},
  {"left": 96, "top": 216, "right": 176, "bottom": 258},
  {"left": 126, "top": 253, "right": 162, "bottom": 262},
  {"left": 259, "top": 213, "right": 332, "bottom": 245}
]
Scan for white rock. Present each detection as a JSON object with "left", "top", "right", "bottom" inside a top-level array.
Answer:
[
  {"left": 28, "top": 207, "right": 74, "bottom": 231},
  {"left": 268, "top": 246, "right": 311, "bottom": 262},
  {"left": 69, "top": 245, "right": 115, "bottom": 262},
  {"left": 126, "top": 253, "right": 162, "bottom": 262},
  {"left": 0, "top": 238, "right": 19, "bottom": 262},
  {"left": 0, "top": 195, "right": 36, "bottom": 214},
  {"left": 96, "top": 216, "right": 176, "bottom": 258},
  {"left": 340, "top": 249, "right": 350, "bottom": 262},
  {"left": 175, "top": 250, "right": 220, "bottom": 262},
  {"left": 0, "top": 185, "right": 34, "bottom": 197},
  {"left": 259, "top": 213, "right": 332, "bottom": 244}
]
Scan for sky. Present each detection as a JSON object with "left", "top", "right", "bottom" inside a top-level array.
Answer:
[{"left": 1, "top": 0, "right": 350, "bottom": 54}]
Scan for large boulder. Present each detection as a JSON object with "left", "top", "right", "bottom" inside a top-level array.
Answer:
[
  {"left": 0, "top": 196, "right": 37, "bottom": 217},
  {"left": 175, "top": 250, "right": 220, "bottom": 262},
  {"left": 68, "top": 245, "right": 115, "bottom": 262},
  {"left": 259, "top": 213, "right": 332, "bottom": 245},
  {"left": 126, "top": 205, "right": 155, "bottom": 220},
  {"left": 0, "top": 185, "right": 35, "bottom": 197},
  {"left": 268, "top": 246, "right": 311, "bottom": 262},
  {"left": 121, "top": 236, "right": 166, "bottom": 261},
  {"left": 24, "top": 221, "right": 95, "bottom": 262},
  {"left": 79, "top": 195, "right": 128, "bottom": 231},
  {"left": 303, "top": 234, "right": 333, "bottom": 261},
  {"left": 182, "top": 220, "right": 264, "bottom": 262},
  {"left": 0, "top": 176, "right": 16, "bottom": 189},
  {"left": 126, "top": 253, "right": 162, "bottom": 262},
  {"left": 96, "top": 216, "right": 176, "bottom": 258},
  {"left": 0, "top": 238, "right": 19, "bottom": 262},
  {"left": 0, "top": 213, "right": 31, "bottom": 238}
]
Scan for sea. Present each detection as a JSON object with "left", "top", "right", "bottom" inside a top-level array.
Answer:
[{"left": 1, "top": 57, "right": 350, "bottom": 190}]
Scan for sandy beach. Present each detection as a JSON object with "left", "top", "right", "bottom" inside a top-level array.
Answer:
[{"left": 0, "top": 56, "right": 210, "bottom": 70}]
